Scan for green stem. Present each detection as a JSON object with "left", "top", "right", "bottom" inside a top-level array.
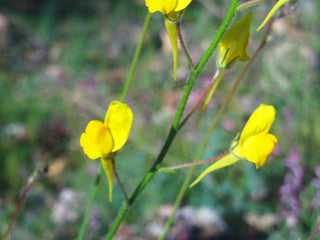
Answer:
[
  {"left": 77, "top": 165, "right": 103, "bottom": 240},
  {"left": 172, "top": 0, "right": 238, "bottom": 130},
  {"left": 120, "top": 12, "right": 152, "bottom": 102},
  {"left": 105, "top": 1, "right": 238, "bottom": 239},
  {"left": 105, "top": 128, "right": 176, "bottom": 240},
  {"left": 159, "top": 18, "right": 274, "bottom": 240}
]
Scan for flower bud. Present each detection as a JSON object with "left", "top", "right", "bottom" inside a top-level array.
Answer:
[{"left": 218, "top": 13, "right": 252, "bottom": 69}]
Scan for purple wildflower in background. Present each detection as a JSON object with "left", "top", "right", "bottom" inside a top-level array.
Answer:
[{"left": 279, "top": 148, "right": 303, "bottom": 228}]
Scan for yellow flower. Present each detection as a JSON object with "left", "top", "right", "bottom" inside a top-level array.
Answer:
[
  {"left": 231, "top": 104, "right": 277, "bottom": 168},
  {"left": 80, "top": 101, "right": 133, "bottom": 201},
  {"left": 218, "top": 13, "right": 252, "bottom": 69},
  {"left": 145, "top": 0, "right": 192, "bottom": 81},
  {"left": 190, "top": 104, "right": 277, "bottom": 188},
  {"left": 257, "top": 0, "right": 290, "bottom": 31},
  {"left": 145, "top": 0, "right": 192, "bottom": 15}
]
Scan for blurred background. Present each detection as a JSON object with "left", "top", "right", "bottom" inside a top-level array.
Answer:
[{"left": 0, "top": 0, "right": 319, "bottom": 239}]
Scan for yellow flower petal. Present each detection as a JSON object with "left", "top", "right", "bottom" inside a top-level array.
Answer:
[
  {"left": 101, "top": 158, "right": 113, "bottom": 202},
  {"left": 242, "top": 133, "right": 278, "bottom": 168},
  {"left": 239, "top": 104, "right": 276, "bottom": 147},
  {"left": 231, "top": 104, "right": 277, "bottom": 168},
  {"left": 189, "top": 153, "right": 239, "bottom": 188},
  {"left": 104, "top": 101, "right": 133, "bottom": 152},
  {"left": 257, "top": 0, "right": 290, "bottom": 31},
  {"left": 165, "top": 18, "right": 178, "bottom": 81},
  {"left": 145, "top": 0, "right": 177, "bottom": 14},
  {"left": 80, "top": 120, "right": 113, "bottom": 160},
  {"left": 218, "top": 13, "right": 252, "bottom": 69},
  {"left": 174, "top": 0, "right": 192, "bottom": 12},
  {"left": 145, "top": 0, "right": 192, "bottom": 15}
]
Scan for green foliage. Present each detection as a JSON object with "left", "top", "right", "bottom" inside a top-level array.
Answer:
[{"left": 1, "top": 0, "right": 319, "bottom": 239}]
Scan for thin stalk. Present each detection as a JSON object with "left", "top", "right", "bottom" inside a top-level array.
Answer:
[
  {"left": 237, "top": 0, "right": 265, "bottom": 11},
  {"left": 177, "top": 22, "right": 195, "bottom": 71},
  {"left": 105, "top": 1, "right": 238, "bottom": 239},
  {"left": 3, "top": 182, "right": 37, "bottom": 240},
  {"left": 120, "top": 12, "right": 152, "bottom": 102},
  {"left": 306, "top": 221, "right": 320, "bottom": 240},
  {"left": 77, "top": 165, "right": 103, "bottom": 240},
  {"left": 77, "top": 11, "right": 151, "bottom": 240},
  {"left": 179, "top": 69, "right": 224, "bottom": 129},
  {"left": 112, "top": 159, "right": 129, "bottom": 202},
  {"left": 157, "top": 165, "right": 195, "bottom": 240},
  {"left": 159, "top": 152, "right": 229, "bottom": 172},
  {"left": 196, "top": 69, "right": 226, "bottom": 126},
  {"left": 159, "top": 18, "right": 275, "bottom": 240},
  {"left": 3, "top": 164, "right": 47, "bottom": 240}
]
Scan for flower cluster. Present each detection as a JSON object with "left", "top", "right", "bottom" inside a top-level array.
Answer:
[{"left": 79, "top": 2, "right": 280, "bottom": 204}]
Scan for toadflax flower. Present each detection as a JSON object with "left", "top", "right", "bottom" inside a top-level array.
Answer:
[
  {"left": 80, "top": 101, "right": 133, "bottom": 201},
  {"left": 145, "top": 0, "right": 192, "bottom": 15},
  {"left": 190, "top": 104, "right": 277, "bottom": 187},
  {"left": 145, "top": 0, "right": 192, "bottom": 80},
  {"left": 218, "top": 13, "right": 252, "bottom": 69}
]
